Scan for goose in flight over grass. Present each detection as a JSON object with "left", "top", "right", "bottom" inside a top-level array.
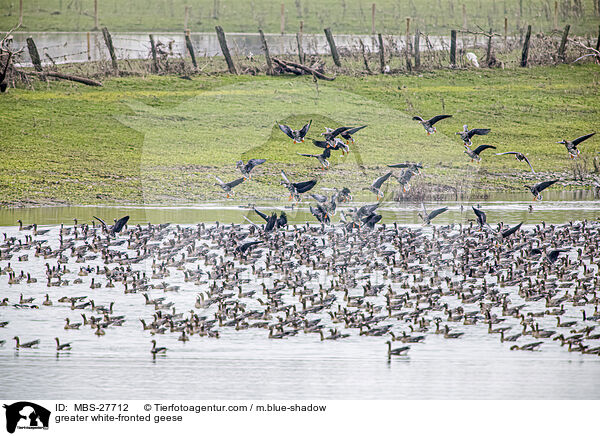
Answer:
[
  {"left": 339, "top": 125, "right": 367, "bottom": 144},
  {"left": 297, "top": 147, "right": 331, "bottom": 169},
  {"left": 456, "top": 125, "right": 491, "bottom": 146},
  {"left": 495, "top": 151, "right": 535, "bottom": 173},
  {"left": 280, "top": 170, "right": 317, "bottom": 201},
  {"left": 363, "top": 172, "right": 392, "bottom": 201},
  {"left": 393, "top": 168, "right": 419, "bottom": 192},
  {"left": 464, "top": 144, "right": 496, "bottom": 162},
  {"left": 214, "top": 176, "right": 245, "bottom": 198},
  {"left": 318, "top": 126, "right": 352, "bottom": 154},
  {"left": 556, "top": 132, "right": 595, "bottom": 159},
  {"left": 413, "top": 114, "right": 452, "bottom": 135},
  {"left": 236, "top": 159, "right": 266, "bottom": 179},
  {"left": 277, "top": 120, "right": 312, "bottom": 143},
  {"left": 387, "top": 162, "right": 423, "bottom": 175}
]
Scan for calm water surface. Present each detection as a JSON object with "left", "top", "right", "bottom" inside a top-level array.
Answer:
[{"left": 1, "top": 195, "right": 600, "bottom": 399}]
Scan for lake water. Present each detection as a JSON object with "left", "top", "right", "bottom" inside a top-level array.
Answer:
[{"left": 1, "top": 196, "right": 600, "bottom": 400}]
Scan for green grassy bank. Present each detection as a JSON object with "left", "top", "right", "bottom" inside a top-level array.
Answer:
[{"left": 0, "top": 64, "right": 598, "bottom": 206}]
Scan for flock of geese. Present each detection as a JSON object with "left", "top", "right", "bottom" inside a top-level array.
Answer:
[
  {"left": 1, "top": 205, "right": 600, "bottom": 360},
  {"left": 215, "top": 117, "right": 596, "bottom": 218},
  {"left": 1, "top": 116, "right": 598, "bottom": 361}
]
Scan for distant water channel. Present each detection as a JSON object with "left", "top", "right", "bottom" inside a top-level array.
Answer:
[{"left": 10, "top": 31, "right": 492, "bottom": 66}]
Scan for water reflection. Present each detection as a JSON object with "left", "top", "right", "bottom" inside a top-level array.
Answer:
[{"left": 1, "top": 190, "right": 599, "bottom": 226}]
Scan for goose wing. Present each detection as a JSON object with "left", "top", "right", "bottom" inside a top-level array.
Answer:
[
  {"left": 472, "top": 206, "right": 487, "bottom": 225},
  {"left": 92, "top": 216, "right": 108, "bottom": 230},
  {"left": 294, "top": 179, "right": 318, "bottom": 194},
  {"left": 252, "top": 207, "right": 269, "bottom": 222},
  {"left": 427, "top": 114, "right": 452, "bottom": 125},
  {"left": 357, "top": 203, "right": 380, "bottom": 218},
  {"left": 245, "top": 159, "right": 266, "bottom": 172},
  {"left": 467, "top": 128, "right": 491, "bottom": 139},
  {"left": 372, "top": 172, "right": 392, "bottom": 189},
  {"left": 534, "top": 180, "right": 558, "bottom": 192},
  {"left": 214, "top": 175, "right": 225, "bottom": 185},
  {"left": 428, "top": 207, "right": 448, "bottom": 221},
  {"left": 472, "top": 144, "right": 496, "bottom": 155},
  {"left": 312, "top": 139, "right": 329, "bottom": 149},
  {"left": 310, "top": 193, "right": 328, "bottom": 203},
  {"left": 226, "top": 177, "right": 246, "bottom": 189},
  {"left": 521, "top": 155, "right": 535, "bottom": 173},
  {"left": 236, "top": 241, "right": 261, "bottom": 253},
  {"left": 344, "top": 125, "right": 367, "bottom": 135},
  {"left": 297, "top": 152, "right": 318, "bottom": 158},
  {"left": 278, "top": 123, "right": 294, "bottom": 139},
  {"left": 571, "top": 132, "right": 596, "bottom": 146},
  {"left": 280, "top": 170, "right": 291, "bottom": 186},
  {"left": 243, "top": 216, "right": 260, "bottom": 229},
  {"left": 327, "top": 126, "right": 350, "bottom": 139},
  {"left": 501, "top": 222, "right": 522, "bottom": 238},
  {"left": 112, "top": 216, "right": 129, "bottom": 233},
  {"left": 299, "top": 120, "right": 312, "bottom": 138},
  {"left": 264, "top": 214, "right": 277, "bottom": 232},
  {"left": 547, "top": 248, "right": 568, "bottom": 263}
]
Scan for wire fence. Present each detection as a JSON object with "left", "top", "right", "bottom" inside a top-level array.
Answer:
[{"left": 1, "top": 22, "right": 599, "bottom": 91}]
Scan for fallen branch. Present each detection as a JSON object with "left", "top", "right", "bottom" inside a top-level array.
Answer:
[
  {"left": 272, "top": 57, "right": 335, "bottom": 81},
  {"left": 26, "top": 70, "right": 103, "bottom": 86},
  {"left": 567, "top": 37, "right": 600, "bottom": 63}
]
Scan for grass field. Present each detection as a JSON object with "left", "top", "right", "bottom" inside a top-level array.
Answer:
[
  {"left": 0, "top": 64, "right": 598, "bottom": 206},
  {"left": 1, "top": 0, "right": 599, "bottom": 35}
]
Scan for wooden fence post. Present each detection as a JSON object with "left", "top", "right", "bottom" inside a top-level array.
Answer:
[
  {"left": 19, "top": 0, "right": 23, "bottom": 27},
  {"left": 87, "top": 32, "right": 91, "bottom": 61},
  {"left": 26, "top": 37, "right": 43, "bottom": 72},
  {"left": 520, "top": 24, "right": 531, "bottom": 67},
  {"left": 324, "top": 28, "right": 341, "bottom": 66},
  {"left": 258, "top": 29, "right": 273, "bottom": 75},
  {"left": 414, "top": 30, "right": 420, "bottom": 69},
  {"left": 554, "top": 1, "right": 558, "bottom": 28},
  {"left": 504, "top": 17, "right": 507, "bottom": 50},
  {"left": 185, "top": 30, "right": 197, "bottom": 68},
  {"left": 372, "top": 3, "right": 376, "bottom": 34},
  {"left": 297, "top": 21, "right": 305, "bottom": 64},
  {"left": 184, "top": 6, "right": 190, "bottom": 31},
  {"left": 102, "top": 27, "right": 118, "bottom": 71},
  {"left": 378, "top": 33, "right": 385, "bottom": 73},
  {"left": 404, "top": 17, "right": 412, "bottom": 72},
  {"left": 596, "top": 24, "right": 600, "bottom": 52},
  {"left": 93, "top": 0, "right": 99, "bottom": 30},
  {"left": 450, "top": 29, "right": 457, "bottom": 66},
  {"left": 462, "top": 4, "right": 467, "bottom": 28},
  {"left": 215, "top": 26, "right": 238, "bottom": 74},
  {"left": 280, "top": 3, "right": 285, "bottom": 34},
  {"left": 149, "top": 34, "right": 159, "bottom": 72},
  {"left": 557, "top": 24, "right": 570, "bottom": 62}
]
